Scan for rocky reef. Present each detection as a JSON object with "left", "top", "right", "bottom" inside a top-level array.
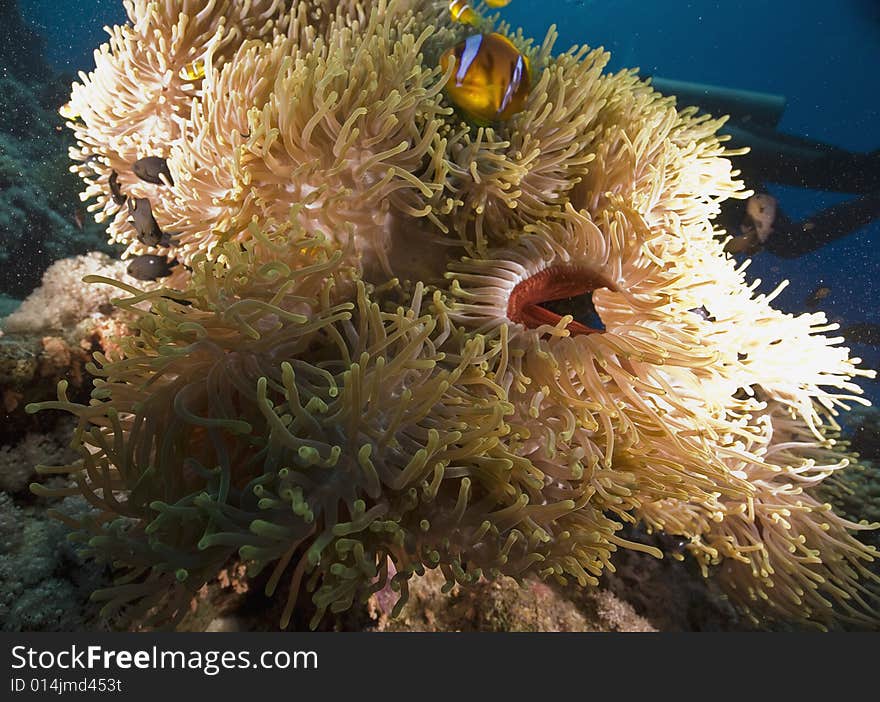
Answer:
[
  {"left": 0, "top": 480, "right": 110, "bottom": 631},
  {"left": 0, "top": 252, "right": 132, "bottom": 632}
]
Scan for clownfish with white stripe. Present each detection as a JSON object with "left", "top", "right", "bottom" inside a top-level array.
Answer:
[
  {"left": 178, "top": 58, "right": 206, "bottom": 81},
  {"left": 448, "top": 1, "right": 513, "bottom": 27},
  {"left": 448, "top": 1, "right": 480, "bottom": 26},
  {"left": 440, "top": 32, "right": 531, "bottom": 123}
]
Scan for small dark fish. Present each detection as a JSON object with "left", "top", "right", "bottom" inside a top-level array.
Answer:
[
  {"left": 127, "top": 254, "right": 178, "bottom": 281},
  {"left": 805, "top": 285, "right": 831, "bottom": 310},
  {"left": 688, "top": 305, "right": 714, "bottom": 321},
  {"left": 73, "top": 208, "right": 84, "bottom": 230},
  {"left": 128, "top": 197, "right": 163, "bottom": 246},
  {"left": 132, "top": 156, "right": 174, "bottom": 186},
  {"left": 109, "top": 170, "right": 126, "bottom": 206}
]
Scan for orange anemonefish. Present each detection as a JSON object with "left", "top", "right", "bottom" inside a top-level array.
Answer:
[
  {"left": 59, "top": 102, "right": 80, "bottom": 121},
  {"left": 440, "top": 32, "right": 531, "bottom": 123},
  {"left": 448, "top": 1, "right": 480, "bottom": 26},
  {"left": 178, "top": 58, "right": 206, "bottom": 81},
  {"left": 449, "top": 0, "right": 513, "bottom": 26}
]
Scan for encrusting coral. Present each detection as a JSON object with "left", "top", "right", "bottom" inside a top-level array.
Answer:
[
  {"left": 0, "top": 492, "right": 109, "bottom": 632},
  {"left": 3, "top": 252, "right": 138, "bottom": 338},
  {"left": 30, "top": 0, "right": 880, "bottom": 631},
  {"left": 0, "top": 419, "right": 79, "bottom": 494}
]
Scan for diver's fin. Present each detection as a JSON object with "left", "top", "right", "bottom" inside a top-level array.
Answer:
[
  {"left": 647, "top": 76, "right": 787, "bottom": 128},
  {"left": 764, "top": 191, "right": 880, "bottom": 258},
  {"left": 724, "top": 122, "right": 880, "bottom": 194}
]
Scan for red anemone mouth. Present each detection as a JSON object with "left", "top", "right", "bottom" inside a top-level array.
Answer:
[{"left": 507, "top": 264, "right": 613, "bottom": 335}]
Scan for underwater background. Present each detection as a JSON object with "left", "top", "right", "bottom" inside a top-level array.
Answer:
[{"left": 1, "top": 0, "right": 878, "bottom": 632}]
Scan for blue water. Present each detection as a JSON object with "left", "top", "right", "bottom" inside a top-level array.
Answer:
[
  {"left": 18, "top": 0, "right": 880, "bottom": 401},
  {"left": 20, "top": 0, "right": 125, "bottom": 71}
]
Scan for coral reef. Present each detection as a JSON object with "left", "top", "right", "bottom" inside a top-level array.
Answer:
[
  {"left": 0, "top": 0, "right": 110, "bottom": 297},
  {"left": 0, "top": 257, "right": 130, "bottom": 632},
  {"left": 154, "top": 549, "right": 735, "bottom": 632},
  {"left": 1, "top": 252, "right": 132, "bottom": 444},
  {"left": 162, "top": 542, "right": 738, "bottom": 632},
  {"left": 372, "top": 569, "right": 660, "bottom": 632},
  {"left": 0, "top": 333, "right": 93, "bottom": 438},
  {"left": 371, "top": 569, "right": 658, "bottom": 632},
  {"left": 0, "top": 418, "right": 79, "bottom": 494},
  {"left": 29, "top": 0, "right": 880, "bottom": 632},
  {"left": 0, "top": 252, "right": 133, "bottom": 632},
  {"left": 3, "top": 252, "right": 137, "bottom": 340},
  {"left": 0, "top": 492, "right": 109, "bottom": 631}
]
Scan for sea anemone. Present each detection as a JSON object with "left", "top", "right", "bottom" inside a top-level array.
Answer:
[
  {"left": 37, "top": 0, "right": 879, "bottom": 630},
  {"left": 66, "top": 0, "right": 288, "bottom": 246},
  {"left": 32, "top": 226, "right": 591, "bottom": 628}
]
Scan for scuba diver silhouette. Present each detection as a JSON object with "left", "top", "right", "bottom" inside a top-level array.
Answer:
[{"left": 648, "top": 76, "right": 880, "bottom": 258}]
